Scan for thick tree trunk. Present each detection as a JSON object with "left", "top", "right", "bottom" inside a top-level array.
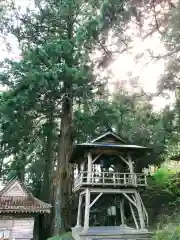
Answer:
[
  {"left": 53, "top": 4, "right": 74, "bottom": 234},
  {"left": 53, "top": 91, "right": 73, "bottom": 235},
  {"left": 15, "top": 153, "right": 25, "bottom": 182},
  {"left": 0, "top": 145, "right": 4, "bottom": 178},
  {"left": 52, "top": 3, "right": 74, "bottom": 234},
  {"left": 39, "top": 111, "right": 55, "bottom": 240}
]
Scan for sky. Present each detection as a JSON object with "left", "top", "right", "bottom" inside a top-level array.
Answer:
[
  {"left": 0, "top": 0, "right": 172, "bottom": 110},
  {"left": 109, "top": 31, "right": 170, "bottom": 110}
]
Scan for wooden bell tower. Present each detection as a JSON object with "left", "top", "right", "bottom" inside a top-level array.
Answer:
[{"left": 70, "top": 132, "right": 152, "bottom": 240}]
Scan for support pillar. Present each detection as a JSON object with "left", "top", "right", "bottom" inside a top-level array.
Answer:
[
  {"left": 81, "top": 162, "right": 85, "bottom": 171},
  {"left": 135, "top": 192, "right": 145, "bottom": 229},
  {"left": 120, "top": 198, "right": 125, "bottom": 225},
  {"left": 84, "top": 188, "right": 90, "bottom": 231},
  {"left": 76, "top": 194, "right": 83, "bottom": 227},
  {"left": 87, "top": 153, "right": 92, "bottom": 183},
  {"left": 128, "top": 153, "right": 135, "bottom": 185}
]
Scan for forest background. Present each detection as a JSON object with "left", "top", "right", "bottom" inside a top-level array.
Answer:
[{"left": 1, "top": 0, "right": 180, "bottom": 239}]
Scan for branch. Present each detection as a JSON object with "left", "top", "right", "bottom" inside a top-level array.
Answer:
[
  {"left": 147, "top": 47, "right": 180, "bottom": 61},
  {"left": 152, "top": 0, "right": 161, "bottom": 34}
]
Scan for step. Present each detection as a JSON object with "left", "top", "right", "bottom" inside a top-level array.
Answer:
[{"left": 72, "top": 226, "right": 153, "bottom": 240}]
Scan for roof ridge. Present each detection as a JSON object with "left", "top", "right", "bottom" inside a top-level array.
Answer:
[
  {"left": 90, "top": 131, "right": 126, "bottom": 144},
  {"left": 0, "top": 178, "right": 19, "bottom": 196}
]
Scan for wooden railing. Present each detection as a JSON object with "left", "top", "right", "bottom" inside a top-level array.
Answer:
[{"left": 74, "top": 171, "right": 147, "bottom": 190}]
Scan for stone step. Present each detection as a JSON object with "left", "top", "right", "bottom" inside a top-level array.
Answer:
[
  {"left": 89, "top": 234, "right": 153, "bottom": 239},
  {"left": 84, "top": 232, "right": 153, "bottom": 240},
  {"left": 72, "top": 227, "right": 153, "bottom": 240},
  {"left": 91, "top": 239, "right": 152, "bottom": 240}
]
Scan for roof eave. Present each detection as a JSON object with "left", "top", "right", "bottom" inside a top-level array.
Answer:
[{"left": 0, "top": 209, "right": 51, "bottom": 214}]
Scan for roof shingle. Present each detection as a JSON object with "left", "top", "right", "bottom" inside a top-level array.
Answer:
[{"left": 0, "top": 178, "right": 51, "bottom": 214}]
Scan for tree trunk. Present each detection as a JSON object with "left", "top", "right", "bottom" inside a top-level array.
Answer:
[
  {"left": 53, "top": 91, "right": 73, "bottom": 235},
  {"left": 52, "top": 3, "right": 74, "bottom": 234},
  {"left": 39, "top": 111, "right": 56, "bottom": 240}
]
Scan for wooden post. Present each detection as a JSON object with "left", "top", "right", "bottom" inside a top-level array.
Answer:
[
  {"left": 120, "top": 198, "right": 125, "bottom": 225},
  {"left": 80, "top": 162, "right": 85, "bottom": 184},
  {"left": 84, "top": 188, "right": 90, "bottom": 231},
  {"left": 128, "top": 154, "right": 135, "bottom": 185},
  {"left": 76, "top": 194, "right": 83, "bottom": 227},
  {"left": 135, "top": 192, "right": 145, "bottom": 229},
  {"left": 81, "top": 162, "right": 85, "bottom": 171},
  {"left": 87, "top": 153, "right": 92, "bottom": 183},
  {"left": 128, "top": 154, "right": 134, "bottom": 173}
]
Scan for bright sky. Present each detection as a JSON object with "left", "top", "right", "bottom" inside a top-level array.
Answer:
[
  {"left": 109, "top": 32, "right": 169, "bottom": 110},
  {"left": 0, "top": 0, "right": 172, "bottom": 110}
]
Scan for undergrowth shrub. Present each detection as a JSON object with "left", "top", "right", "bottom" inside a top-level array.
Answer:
[
  {"left": 141, "top": 167, "right": 180, "bottom": 227},
  {"left": 153, "top": 212, "right": 180, "bottom": 239}
]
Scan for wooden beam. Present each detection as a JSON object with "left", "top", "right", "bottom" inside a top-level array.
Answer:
[
  {"left": 128, "top": 154, "right": 136, "bottom": 184},
  {"left": 90, "top": 188, "right": 137, "bottom": 194},
  {"left": 80, "top": 162, "right": 85, "bottom": 171},
  {"left": 120, "top": 198, "right": 125, "bottom": 225},
  {"left": 129, "top": 202, "right": 139, "bottom": 229},
  {"left": 122, "top": 193, "right": 137, "bottom": 208},
  {"left": 92, "top": 154, "right": 102, "bottom": 164},
  {"left": 87, "top": 153, "right": 92, "bottom": 183},
  {"left": 132, "top": 195, "right": 136, "bottom": 204},
  {"left": 117, "top": 155, "right": 129, "bottom": 166},
  {"left": 139, "top": 193, "right": 149, "bottom": 227},
  {"left": 89, "top": 193, "right": 103, "bottom": 208},
  {"left": 80, "top": 190, "right": 86, "bottom": 196},
  {"left": 84, "top": 188, "right": 90, "bottom": 230},
  {"left": 128, "top": 154, "right": 134, "bottom": 174},
  {"left": 135, "top": 192, "right": 145, "bottom": 229},
  {"left": 76, "top": 194, "right": 83, "bottom": 227}
]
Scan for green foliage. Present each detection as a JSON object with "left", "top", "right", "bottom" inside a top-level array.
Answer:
[
  {"left": 142, "top": 167, "right": 180, "bottom": 225},
  {"left": 152, "top": 167, "right": 173, "bottom": 186}
]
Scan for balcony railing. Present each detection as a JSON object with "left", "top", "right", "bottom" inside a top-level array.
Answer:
[{"left": 74, "top": 171, "right": 147, "bottom": 190}]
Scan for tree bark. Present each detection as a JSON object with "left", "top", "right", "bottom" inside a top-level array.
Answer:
[
  {"left": 52, "top": 3, "right": 74, "bottom": 235},
  {"left": 53, "top": 92, "right": 73, "bottom": 235},
  {"left": 39, "top": 110, "right": 56, "bottom": 240}
]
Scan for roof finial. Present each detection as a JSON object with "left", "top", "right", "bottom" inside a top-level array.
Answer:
[{"left": 106, "top": 125, "right": 113, "bottom": 132}]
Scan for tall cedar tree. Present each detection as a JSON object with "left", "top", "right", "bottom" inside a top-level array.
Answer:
[{"left": 0, "top": 0, "right": 129, "bottom": 237}]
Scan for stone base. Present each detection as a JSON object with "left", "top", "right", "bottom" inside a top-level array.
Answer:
[{"left": 72, "top": 226, "right": 153, "bottom": 240}]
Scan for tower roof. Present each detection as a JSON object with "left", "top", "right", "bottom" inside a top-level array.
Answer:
[
  {"left": 0, "top": 178, "right": 51, "bottom": 213},
  {"left": 70, "top": 132, "right": 150, "bottom": 163}
]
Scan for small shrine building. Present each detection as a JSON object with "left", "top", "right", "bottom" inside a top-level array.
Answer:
[{"left": 0, "top": 178, "right": 51, "bottom": 240}]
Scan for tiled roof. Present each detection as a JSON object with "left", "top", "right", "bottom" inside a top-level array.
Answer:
[
  {"left": 0, "top": 196, "right": 51, "bottom": 213},
  {"left": 0, "top": 178, "right": 51, "bottom": 214}
]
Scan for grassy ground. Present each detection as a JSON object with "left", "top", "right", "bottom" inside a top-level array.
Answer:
[
  {"left": 47, "top": 232, "right": 72, "bottom": 240},
  {"left": 152, "top": 213, "right": 180, "bottom": 239},
  {"left": 153, "top": 227, "right": 180, "bottom": 239}
]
